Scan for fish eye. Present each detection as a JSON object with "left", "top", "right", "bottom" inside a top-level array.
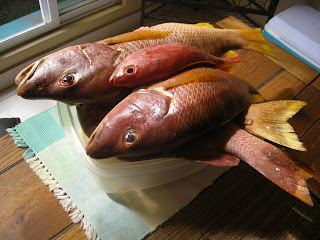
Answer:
[
  {"left": 60, "top": 73, "right": 76, "bottom": 87},
  {"left": 123, "top": 129, "right": 138, "bottom": 147},
  {"left": 124, "top": 66, "right": 136, "bottom": 75}
]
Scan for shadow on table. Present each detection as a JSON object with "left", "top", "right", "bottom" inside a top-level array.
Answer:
[{"left": 145, "top": 163, "right": 320, "bottom": 240}]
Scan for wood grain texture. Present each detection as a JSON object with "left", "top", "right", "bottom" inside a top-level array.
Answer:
[
  {"left": 258, "top": 71, "right": 306, "bottom": 101},
  {"left": 233, "top": 49, "right": 281, "bottom": 88},
  {"left": 0, "top": 133, "right": 25, "bottom": 172},
  {"left": 289, "top": 83, "right": 320, "bottom": 137},
  {"left": 293, "top": 121, "right": 320, "bottom": 174},
  {"left": 56, "top": 224, "right": 87, "bottom": 240},
  {"left": 265, "top": 39, "right": 319, "bottom": 85},
  {"left": 0, "top": 161, "right": 72, "bottom": 240},
  {"left": 313, "top": 77, "right": 320, "bottom": 91}
]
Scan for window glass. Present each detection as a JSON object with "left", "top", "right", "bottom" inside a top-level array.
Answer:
[
  {"left": 0, "top": 0, "right": 42, "bottom": 40},
  {"left": 57, "top": 0, "right": 87, "bottom": 10}
]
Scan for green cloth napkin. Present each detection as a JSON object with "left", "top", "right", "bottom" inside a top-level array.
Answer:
[{"left": 8, "top": 105, "right": 228, "bottom": 240}]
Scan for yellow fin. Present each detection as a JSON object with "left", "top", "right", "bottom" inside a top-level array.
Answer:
[
  {"left": 148, "top": 68, "right": 219, "bottom": 93},
  {"left": 195, "top": 23, "right": 214, "bottom": 28},
  {"left": 251, "top": 93, "right": 266, "bottom": 103},
  {"left": 233, "top": 28, "right": 276, "bottom": 57},
  {"left": 101, "top": 29, "right": 172, "bottom": 45},
  {"left": 219, "top": 50, "right": 241, "bottom": 73},
  {"left": 245, "top": 100, "right": 307, "bottom": 151},
  {"left": 221, "top": 50, "right": 238, "bottom": 58}
]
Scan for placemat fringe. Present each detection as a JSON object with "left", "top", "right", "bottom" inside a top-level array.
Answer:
[
  {"left": 7, "top": 126, "right": 100, "bottom": 240},
  {"left": 81, "top": 218, "right": 101, "bottom": 240}
]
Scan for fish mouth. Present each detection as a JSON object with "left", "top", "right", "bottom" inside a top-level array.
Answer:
[{"left": 15, "top": 59, "right": 43, "bottom": 89}]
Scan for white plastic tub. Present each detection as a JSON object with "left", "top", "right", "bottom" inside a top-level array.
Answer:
[
  {"left": 263, "top": 4, "right": 320, "bottom": 72},
  {"left": 57, "top": 102, "right": 207, "bottom": 193}
]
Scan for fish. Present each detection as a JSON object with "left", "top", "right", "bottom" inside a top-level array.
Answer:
[
  {"left": 86, "top": 67, "right": 305, "bottom": 159},
  {"left": 109, "top": 44, "right": 241, "bottom": 87},
  {"left": 86, "top": 66, "right": 311, "bottom": 205},
  {"left": 15, "top": 22, "right": 271, "bottom": 104},
  {"left": 101, "top": 22, "right": 273, "bottom": 66},
  {"left": 171, "top": 123, "right": 313, "bottom": 206}
]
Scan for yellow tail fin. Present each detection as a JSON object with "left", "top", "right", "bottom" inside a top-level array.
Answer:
[
  {"left": 233, "top": 28, "right": 276, "bottom": 57},
  {"left": 245, "top": 100, "right": 306, "bottom": 151}
]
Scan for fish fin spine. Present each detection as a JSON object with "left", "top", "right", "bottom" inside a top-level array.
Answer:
[
  {"left": 245, "top": 100, "right": 307, "bottom": 151},
  {"left": 219, "top": 50, "right": 244, "bottom": 73},
  {"left": 101, "top": 30, "right": 172, "bottom": 45}
]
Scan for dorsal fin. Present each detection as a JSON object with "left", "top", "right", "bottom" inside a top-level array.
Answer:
[
  {"left": 100, "top": 30, "right": 172, "bottom": 45},
  {"left": 195, "top": 23, "right": 214, "bottom": 28}
]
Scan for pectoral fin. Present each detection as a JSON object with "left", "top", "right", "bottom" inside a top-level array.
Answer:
[
  {"left": 101, "top": 29, "right": 172, "bottom": 45},
  {"left": 195, "top": 154, "right": 240, "bottom": 166}
]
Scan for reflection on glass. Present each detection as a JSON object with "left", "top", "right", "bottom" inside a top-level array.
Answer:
[
  {"left": 0, "top": 0, "right": 42, "bottom": 40},
  {"left": 57, "top": 0, "right": 87, "bottom": 10}
]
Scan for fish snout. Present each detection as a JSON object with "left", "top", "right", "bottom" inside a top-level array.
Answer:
[
  {"left": 85, "top": 123, "right": 114, "bottom": 159},
  {"left": 15, "top": 59, "right": 43, "bottom": 92}
]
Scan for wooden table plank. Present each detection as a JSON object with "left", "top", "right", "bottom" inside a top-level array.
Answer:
[
  {"left": 0, "top": 134, "right": 25, "bottom": 173},
  {"left": 289, "top": 83, "right": 320, "bottom": 137},
  {"left": 0, "top": 161, "right": 72, "bottom": 240},
  {"left": 265, "top": 40, "right": 319, "bottom": 85},
  {"left": 56, "top": 224, "right": 87, "bottom": 240},
  {"left": 233, "top": 49, "right": 281, "bottom": 88},
  {"left": 292, "top": 121, "right": 320, "bottom": 174},
  {"left": 258, "top": 71, "right": 306, "bottom": 101},
  {"left": 313, "top": 77, "right": 320, "bottom": 91},
  {"left": 215, "top": 16, "right": 319, "bottom": 84}
]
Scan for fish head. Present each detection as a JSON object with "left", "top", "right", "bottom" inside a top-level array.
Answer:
[
  {"left": 109, "top": 49, "right": 152, "bottom": 87},
  {"left": 86, "top": 89, "right": 171, "bottom": 159},
  {"left": 15, "top": 43, "right": 127, "bottom": 104}
]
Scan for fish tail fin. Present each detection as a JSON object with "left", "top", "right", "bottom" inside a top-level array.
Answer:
[
  {"left": 245, "top": 100, "right": 307, "bottom": 151},
  {"left": 225, "top": 124, "right": 313, "bottom": 206},
  {"left": 233, "top": 28, "right": 276, "bottom": 57},
  {"left": 220, "top": 50, "right": 243, "bottom": 73}
]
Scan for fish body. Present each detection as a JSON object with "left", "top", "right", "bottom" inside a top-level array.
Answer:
[
  {"left": 103, "top": 23, "right": 269, "bottom": 66},
  {"left": 109, "top": 43, "right": 240, "bottom": 87},
  {"left": 86, "top": 68, "right": 255, "bottom": 158},
  {"left": 15, "top": 22, "right": 270, "bottom": 104}
]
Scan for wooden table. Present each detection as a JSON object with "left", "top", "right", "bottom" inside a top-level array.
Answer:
[{"left": 1, "top": 17, "right": 319, "bottom": 240}]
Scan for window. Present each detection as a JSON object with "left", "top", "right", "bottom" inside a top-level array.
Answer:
[{"left": 0, "top": 0, "right": 119, "bottom": 53}]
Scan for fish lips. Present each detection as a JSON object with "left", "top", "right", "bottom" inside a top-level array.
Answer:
[{"left": 16, "top": 60, "right": 44, "bottom": 95}]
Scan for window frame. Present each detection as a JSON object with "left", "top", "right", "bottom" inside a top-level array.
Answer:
[{"left": 0, "top": 0, "right": 119, "bottom": 53}]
